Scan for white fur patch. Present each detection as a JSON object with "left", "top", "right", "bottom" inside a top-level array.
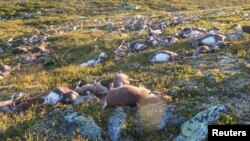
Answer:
[
  {"left": 152, "top": 40, "right": 158, "bottom": 46},
  {"left": 151, "top": 53, "right": 171, "bottom": 62},
  {"left": 208, "top": 30, "right": 216, "bottom": 34},
  {"left": 135, "top": 43, "right": 147, "bottom": 50},
  {"left": 99, "top": 52, "right": 108, "bottom": 58},
  {"left": 190, "top": 30, "right": 201, "bottom": 38},
  {"left": 164, "top": 39, "right": 170, "bottom": 44},
  {"left": 201, "top": 37, "right": 216, "bottom": 45},
  {"left": 80, "top": 59, "right": 96, "bottom": 67},
  {"left": 151, "top": 29, "right": 162, "bottom": 34},
  {"left": 102, "top": 100, "right": 107, "bottom": 109},
  {"left": 44, "top": 91, "right": 61, "bottom": 105}
]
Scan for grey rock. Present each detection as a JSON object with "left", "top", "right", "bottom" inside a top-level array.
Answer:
[
  {"left": 175, "top": 105, "right": 227, "bottom": 141},
  {"left": 108, "top": 107, "right": 127, "bottom": 141},
  {"left": 61, "top": 111, "right": 102, "bottom": 141},
  {"left": 170, "top": 89, "right": 179, "bottom": 98},
  {"left": 64, "top": 112, "right": 78, "bottom": 122}
]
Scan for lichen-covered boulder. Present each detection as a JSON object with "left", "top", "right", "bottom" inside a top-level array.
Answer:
[
  {"left": 29, "top": 109, "right": 102, "bottom": 140},
  {"left": 108, "top": 107, "right": 127, "bottom": 141},
  {"left": 175, "top": 104, "right": 227, "bottom": 141},
  {"left": 63, "top": 112, "right": 102, "bottom": 141}
]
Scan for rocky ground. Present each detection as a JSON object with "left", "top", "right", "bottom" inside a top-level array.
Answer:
[{"left": 0, "top": 1, "right": 250, "bottom": 141}]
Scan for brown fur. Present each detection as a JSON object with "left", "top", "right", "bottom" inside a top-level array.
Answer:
[
  {"left": 192, "top": 46, "right": 211, "bottom": 56},
  {"left": 0, "top": 99, "right": 15, "bottom": 113},
  {"left": 11, "top": 46, "right": 29, "bottom": 54},
  {"left": 74, "top": 83, "right": 94, "bottom": 95},
  {"left": 113, "top": 73, "right": 130, "bottom": 88},
  {"left": 0, "top": 93, "right": 24, "bottom": 113},
  {"left": 242, "top": 25, "right": 250, "bottom": 34},
  {"left": 105, "top": 85, "right": 158, "bottom": 107},
  {"left": 47, "top": 87, "right": 79, "bottom": 105},
  {"left": 93, "top": 81, "right": 108, "bottom": 96},
  {"left": 74, "top": 80, "right": 108, "bottom": 96}
]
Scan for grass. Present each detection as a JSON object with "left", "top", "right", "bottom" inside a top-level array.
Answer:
[{"left": 0, "top": 0, "right": 250, "bottom": 140}]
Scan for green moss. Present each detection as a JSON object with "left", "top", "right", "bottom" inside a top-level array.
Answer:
[{"left": 214, "top": 109, "right": 243, "bottom": 125}]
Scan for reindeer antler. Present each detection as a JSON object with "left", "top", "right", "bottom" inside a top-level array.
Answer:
[
  {"left": 109, "top": 82, "right": 114, "bottom": 89},
  {"left": 118, "top": 39, "right": 126, "bottom": 48},
  {"left": 75, "top": 80, "right": 82, "bottom": 88}
]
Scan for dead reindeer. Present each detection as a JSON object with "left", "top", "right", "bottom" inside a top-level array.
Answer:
[
  {"left": 0, "top": 92, "right": 24, "bottom": 114},
  {"left": 190, "top": 34, "right": 226, "bottom": 47},
  {"left": 114, "top": 40, "right": 132, "bottom": 60},
  {"left": 74, "top": 80, "right": 94, "bottom": 95},
  {"left": 112, "top": 73, "right": 131, "bottom": 88},
  {"left": 212, "top": 41, "right": 230, "bottom": 50},
  {"left": 102, "top": 84, "right": 168, "bottom": 109},
  {"left": 178, "top": 27, "right": 206, "bottom": 39},
  {"left": 187, "top": 46, "right": 213, "bottom": 56},
  {"left": 41, "top": 87, "right": 99, "bottom": 107},
  {"left": 74, "top": 80, "right": 108, "bottom": 96},
  {"left": 138, "top": 91, "right": 172, "bottom": 105},
  {"left": 225, "top": 24, "right": 250, "bottom": 40},
  {"left": 80, "top": 52, "right": 108, "bottom": 67},
  {"left": 230, "top": 23, "right": 250, "bottom": 34},
  {"left": 93, "top": 80, "right": 108, "bottom": 96},
  {"left": 149, "top": 50, "right": 182, "bottom": 63},
  {"left": 73, "top": 91, "right": 99, "bottom": 105}
]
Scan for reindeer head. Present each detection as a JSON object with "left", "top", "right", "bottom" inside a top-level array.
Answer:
[
  {"left": 189, "top": 37, "right": 200, "bottom": 47},
  {"left": 230, "top": 23, "right": 241, "bottom": 31},
  {"left": 174, "top": 55, "right": 183, "bottom": 61},
  {"left": 93, "top": 80, "right": 108, "bottom": 96},
  {"left": 11, "top": 92, "right": 25, "bottom": 105},
  {"left": 86, "top": 91, "right": 99, "bottom": 102}
]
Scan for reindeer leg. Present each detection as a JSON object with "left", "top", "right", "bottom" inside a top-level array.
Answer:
[
  {"left": 72, "top": 103, "right": 77, "bottom": 109},
  {"left": 46, "top": 103, "right": 61, "bottom": 114},
  {"left": 102, "top": 100, "right": 107, "bottom": 109},
  {"left": 53, "top": 102, "right": 61, "bottom": 109},
  {"left": 76, "top": 80, "right": 82, "bottom": 87}
]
